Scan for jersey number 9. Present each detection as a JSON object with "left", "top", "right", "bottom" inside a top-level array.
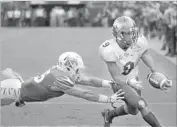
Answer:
[
  {"left": 102, "top": 42, "right": 110, "bottom": 47},
  {"left": 122, "top": 61, "right": 134, "bottom": 75}
]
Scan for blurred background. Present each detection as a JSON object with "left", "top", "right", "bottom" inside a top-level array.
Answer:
[{"left": 1, "top": 1, "right": 177, "bottom": 57}]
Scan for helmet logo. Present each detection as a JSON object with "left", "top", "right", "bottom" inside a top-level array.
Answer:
[{"left": 64, "top": 56, "right": 78, "bottom": 70}]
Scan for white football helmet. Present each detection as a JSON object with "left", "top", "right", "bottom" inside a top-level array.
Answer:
[
  {"left": 112, "top": 16, "right": 139, "bottom": 48},
  {"left": 58, "top": 52, "right": 85, "bottom": 80}
]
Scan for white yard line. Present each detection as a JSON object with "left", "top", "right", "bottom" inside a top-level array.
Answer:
[
  {"left": 27, "top": 102, "right": 177, "bottom": 105},
  {"left": 1, "top": 125, "right": 176, "bottom": 127}
]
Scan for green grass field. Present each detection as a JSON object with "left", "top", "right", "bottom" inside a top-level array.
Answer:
[{"left": 0, "top": 28, "right": 176, "bottom": 127}]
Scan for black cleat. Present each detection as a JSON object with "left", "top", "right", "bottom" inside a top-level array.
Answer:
[
  {"left": 15, "top": 100, "right": 25, "bottom": 107},
  {"left": 101, "top": 109, "right": 112, "bottom": 127}
]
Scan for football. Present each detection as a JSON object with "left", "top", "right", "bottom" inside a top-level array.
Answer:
[{"left": 147, "top": 72, "right": 171, "bottom": 89}]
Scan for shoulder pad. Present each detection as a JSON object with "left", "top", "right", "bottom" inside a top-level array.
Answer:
[{"left": 99, "top": 40, "right": 116, "bottom": 62}]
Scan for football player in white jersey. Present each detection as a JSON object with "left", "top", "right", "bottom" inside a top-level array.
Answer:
[
  {"left": 1, "top": 52, "right": 124, "bottom": 107},
  {"left": 99, "top": 16, "right": 172, "bottom": 127}
]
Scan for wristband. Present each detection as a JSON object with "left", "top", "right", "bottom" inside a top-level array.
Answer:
[
  {"left": 98, "top": 94, "right": 109, "bottom": 103},
  {"left": 102, "top": 80, "right": 111, "bottom": 88}
]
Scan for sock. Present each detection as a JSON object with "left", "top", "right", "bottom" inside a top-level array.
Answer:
[
  {"left": 109, "top": 105, "right": 128, "bottom": 120},
  {"left": 143, "top": 112, "right": 162, "bottom": 127}
]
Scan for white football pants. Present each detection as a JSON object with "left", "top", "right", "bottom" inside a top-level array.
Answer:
[{"left": 1, "top": 79, "right": 21, "bottom": 106}]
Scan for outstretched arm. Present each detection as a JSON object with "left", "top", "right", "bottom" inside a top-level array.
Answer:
[
  {"left": 49, "top": 76, "right": 124, "bottom": 103},
  {"left": 64, "top": 86, "right": 124, "bottom": 103},
  {"left": 75, "top": 76, "right": 111, "bottom": 88}
]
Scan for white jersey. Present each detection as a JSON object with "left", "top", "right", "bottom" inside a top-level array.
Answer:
[{"left": 99, "top": 35, "right": 148, "bottom": 79}]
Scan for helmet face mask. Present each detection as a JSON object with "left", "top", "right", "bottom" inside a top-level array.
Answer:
[
  {"left": 58, "top": 52, "right": 85, "bottom": 80},
  {"left": 112, "top": 16, "right": 139, "bottom": 48}
]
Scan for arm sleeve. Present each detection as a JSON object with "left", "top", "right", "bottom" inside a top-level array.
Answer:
[
  {"left": 51, "top": 76, "right": 74, "bottom": 91},
  {"left": 138, "top": 36, "right": 156, "bottom": 72},
  {"left": 76, "top": 76, "right": 103, "bottom": 87},
  {"left": 64, "top": 86, "right": 109, "bottom": 103},
  {"left": 141, "top": 50, "right": 156, "bottom": 72},
  {"left": 64, "top": 86, "right": 99, "bottom": 102},
  {"left": 141, "top": 36, "right": 149, "bottom": 54}
]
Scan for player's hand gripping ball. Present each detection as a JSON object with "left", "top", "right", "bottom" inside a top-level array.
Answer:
[{"left": 147, "top": 72, "right": 172, "bottom": 90}]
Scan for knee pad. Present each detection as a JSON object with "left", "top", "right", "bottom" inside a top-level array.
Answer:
[
  {"left": 138, "top": 99, "right": 147, "bottom": 109},
  {"left": 126, "top": 99, "right": 147, "bottom": 115}
]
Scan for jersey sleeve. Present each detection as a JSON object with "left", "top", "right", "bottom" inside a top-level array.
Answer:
[
  {"left": 54, "top": 76, "right": 74, "bottom": 91},
  {"left": 99, "top": 41, "right": 116, "bottom": 62},
  {"left": 137, "top": 35, "right": 149, "bottom": 54},
  {"left": 142, "top": 36, "right": 148, "bottom": 52}
]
